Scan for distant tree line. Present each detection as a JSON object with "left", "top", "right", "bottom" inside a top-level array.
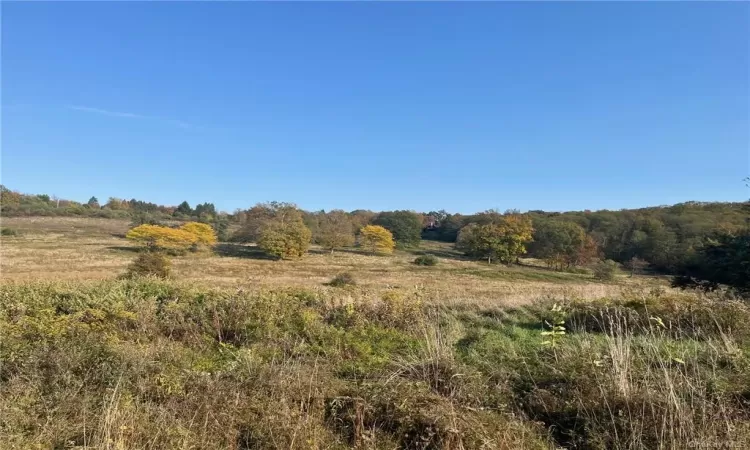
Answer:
[{"left": 3, "top": 184, "right": 748, "bottom": 295}]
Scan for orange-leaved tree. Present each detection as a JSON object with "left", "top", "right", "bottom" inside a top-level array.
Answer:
[{"left": 358, "top": 225, "right": 395, "bottom": 255}]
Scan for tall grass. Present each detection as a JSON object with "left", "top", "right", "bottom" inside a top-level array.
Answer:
[{"left": 1, "top": 279, "right": 748, "bottom": 449}]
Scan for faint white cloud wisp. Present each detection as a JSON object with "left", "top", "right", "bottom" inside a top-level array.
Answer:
[{"left": 67, "top": 105, "right": 192, "bottom": 129}]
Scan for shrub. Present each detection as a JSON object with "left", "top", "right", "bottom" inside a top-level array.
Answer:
[
  {"left": 413, "top": 255, "right": 438, "bottom": 266},
  {"left": 124, "top": 252, "right": 171, "bottom": 278},
  {"left": 126, "top": 224, "right": 198, "bottom": 252},
  {"left": 327, "top": 272, "right": 356, "bottom": 287},
  {"left": 592, "top": 259, "right": 618, "bottom": 281},
  {"left": 1, "top": 227, "right": 19, "bottom": 236},
  {"left": 258, "top": 221, "right": 312, "bottom": 259},
  {"left": 358, "top": 225, "right": 395, "bottom": 255}
]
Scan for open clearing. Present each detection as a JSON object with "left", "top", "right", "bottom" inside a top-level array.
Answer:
[
  {"left": 1, "top": 217, "right": 666, "bottom": 307},
  {"left": 2, "top": 217, "right": 748, "bottom": 449}
]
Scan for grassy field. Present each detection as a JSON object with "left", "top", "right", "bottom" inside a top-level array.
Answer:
[
  {"left": 2, "top": 217, "right": 655, "bottom": 307},
  {"left": 1, "top": 217, "right": 749, "bottom": 449}
]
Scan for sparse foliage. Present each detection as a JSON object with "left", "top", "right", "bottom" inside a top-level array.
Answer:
[
  {"left": 327, "top": 272, "right": 357, "bottom": 287},
  {"left": 317, "top": 210, "right": 355, "bottom": 253},
  {"left": 413, "top": 255, "right": 438, "bottom": 266},
  {"left": 625, "top": 256, "right": 648, "bottom": 277},
  {"left": 540, "top": 303, "right": 567, "bottom": 349}
]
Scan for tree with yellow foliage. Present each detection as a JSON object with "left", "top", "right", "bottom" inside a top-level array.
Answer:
[
  {"left": 180, "top": 222, "right": 217, "bottom": 246},
  {"left": 126, "top": 224, "right": 198, "bottom": 252},
  {"left": 359, "top": 225, "right": 395, "bottom": 255}
]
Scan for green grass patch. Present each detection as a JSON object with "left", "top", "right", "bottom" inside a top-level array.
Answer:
[{"left": 2, "top": 279, "right": 749, "bottom": 449}]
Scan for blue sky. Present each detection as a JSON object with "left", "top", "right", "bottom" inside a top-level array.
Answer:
[{"left": 2, "top": 2, "right": 748, "bottom": 213}]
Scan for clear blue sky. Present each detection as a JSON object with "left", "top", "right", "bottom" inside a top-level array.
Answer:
[{"left": 2, "top": 2, "right": 748, "bottom": 214}]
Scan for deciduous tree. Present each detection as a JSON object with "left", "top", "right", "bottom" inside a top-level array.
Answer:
[
  {"left": 529, "top": 220, "right": 598, "bottom": 270},
  {"left": 234, "top": 202, "right": 302, "bottom": 243},
  {"left": 456, "top": 215, "right": 533, "bottom": 264},
  {"left": 359, "top": 225, "right": 395, "bottom": 255},
  {"left": 372, "top": 210, "right": 423, "bottom": 247},
  {"left": 126, "top": 224, "right": 198, "bottom": 252},
  {"left": 258, "top": 221, "right": 312, "bottom": 259},
  {"left": 318, "top": 210, "right": 355, "bottom": 253},
  {"left": 180, "top": 222, "right": 218, "bottom": 246}
]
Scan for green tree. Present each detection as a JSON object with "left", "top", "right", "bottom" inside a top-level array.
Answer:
[
  {"left": 258, "top": 220, "right": 312, "bottom": 259},
  {"left": 105, "top": 197, "right": 128, "bottom": 210},
  {"left": 672, "top": 230, "right": 750, "bottom": 296},
  {"left": 593, "top": 260, "right": 619, "bottom": 281},
  {"left": 87, "top": 196, "right": 100, "bottom": 209},
  {"left": 234, "top": 202, "right": 301, "bottom": 242},
  {"left": 194, "top": 202, "right": 216, "bottom": 219},
  {"left": 529, "top": 220, "right": 598, "bottom": 270},
  {"left": 213, "top": 215, "right": 230, "bottom": 242},
  {"left": 0, "top": 186, "right": 22, "bottom": 208},
  {"left": 456, "top": 215, "right": 534, "bottom": 264},
  {"left": 372, "top": 210, "right": 423, "bottom": 247},
  {"left": 349, "top": 210, "right": 376, "bottom": 234},
  {"left": 175, "top": 201, "right": 193, "bottom": 216},
  {"left": 238, "top": 202, "right": 312, "bottom": 259},
  {"left": 318, "top": 210, "right": 355, "bottom": 253}
]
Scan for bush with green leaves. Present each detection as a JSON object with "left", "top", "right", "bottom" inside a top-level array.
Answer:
[
  {"left": 592, "top": 259, "right": 618, "bottom": 281},
  {"left": 258, "top": 221, "right": 312, "bottom": 260},
  {"left": 1, "top": 227, "right": 19, "bottom": 236},
  {"left": 124, "top": 252, "right": 171, "bottom": 278},
  {"left": 327, "top": 272, "right": 357, "bottom": 287},
  {"left": 413, "top": 255, "right": 438, "bottom": 266}
]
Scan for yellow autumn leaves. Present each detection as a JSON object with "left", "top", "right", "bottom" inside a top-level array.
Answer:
[
  {"left": 359, "top": 225, "right": 395, "bottom": 255},
  {"left": 126, "top": 222, "right": 217, "bottom": 252},
  {"left": 126, "top": 219, "right": 396, "bottom": 259}
]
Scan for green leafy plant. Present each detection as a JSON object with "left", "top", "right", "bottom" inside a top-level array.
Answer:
[
  {"left": 124, "top": 252, "right": 171, "bottom": 279},
  {"left": 592, "top": 259, "right": 619, "bottom": 281},
  {"left": 327, "top": 272, "right": 356, "bottom": 287},
  {"left": 1, "top": 227, "right": 19, "bottom": 236},
  {"left": 541, "top": 303, "right": 567, "bottom": 348},
  {"left": 413, "top": 255, "right": 438, "bottom": 266}
]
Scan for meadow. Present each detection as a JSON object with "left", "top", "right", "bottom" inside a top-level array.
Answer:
[{"left": 1, "top": 217, "right": 749, "bottom": 449}]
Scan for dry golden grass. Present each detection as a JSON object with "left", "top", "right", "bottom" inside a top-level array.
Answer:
[
  {"left": 3, "top": 218, "right": 746, "bottom": 449},
  {"left": 1, "top": 216, "right": 676, "bottom": 307}
]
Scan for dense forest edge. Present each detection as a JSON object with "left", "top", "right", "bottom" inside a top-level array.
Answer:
[{"left": 1, "top": 185, "right": 748, "bottom": 297}]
